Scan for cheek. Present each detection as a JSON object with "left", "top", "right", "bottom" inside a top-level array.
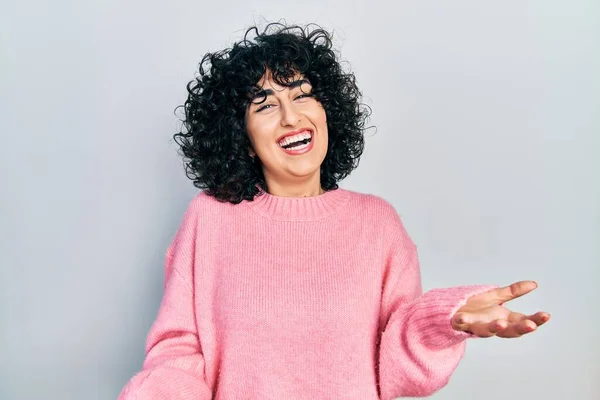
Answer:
[
  {"left": 246, "top": 120, "right": 276, "bottom": 151},
  {"left": 245, "top": 117, "right": 262, "bottom": 140},
  {"left": 316, "top": 110, "right": 328, "bottom": 136},
  {"left": 315, "top": 106, "right": 328, "bottom": 126}
]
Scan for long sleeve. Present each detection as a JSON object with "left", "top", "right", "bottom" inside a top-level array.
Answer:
[
  {"left": 118, "top": 200, "right": 213, "bottom": 400},
  {"left": 377, "top": 208, "right": 494, "bottom": 400}
]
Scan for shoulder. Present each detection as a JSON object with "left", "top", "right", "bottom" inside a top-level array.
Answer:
[
  {"left": 170, "top": 190, "right": 238, "bottom": 231},
  {"left": 344, "top": 188, "right": 415, "bottom": 247},
  {"left": 343, "top": 188, "right": 405, "bottom": 222},
  {"left": 185, "top": 189, "right": 237, "bottom": 213}
]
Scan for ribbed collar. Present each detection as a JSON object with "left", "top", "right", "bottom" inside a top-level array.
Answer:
[{"left": 244, "top": 187, "right": 352, "bottom": 221}]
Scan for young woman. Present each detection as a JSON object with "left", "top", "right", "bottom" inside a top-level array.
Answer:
[{"left": 118, "top": 23, "right": 550, "bottom": 400}]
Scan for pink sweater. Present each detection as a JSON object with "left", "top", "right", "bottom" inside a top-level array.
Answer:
[{"left": 118, "top": 187, "right": 492, "bottom": 399}]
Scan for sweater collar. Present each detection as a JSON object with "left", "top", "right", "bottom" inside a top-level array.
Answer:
[{"left": 244, "top": 186, "right": 352, "bottom": 221}]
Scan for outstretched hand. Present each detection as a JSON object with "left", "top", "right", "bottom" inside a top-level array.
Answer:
[{"left": 452, "top": 280, "right": 550, "bottom": 338}]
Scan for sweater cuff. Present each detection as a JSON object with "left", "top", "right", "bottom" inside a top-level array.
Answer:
[{"left": 411, "top": 285, "right": 497, "bottom": 349}]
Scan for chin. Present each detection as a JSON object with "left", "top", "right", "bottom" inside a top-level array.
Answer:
[
  {"left": 287, "top": 167, "right": 320, "bottom": 179},
  {"left": 290, "top": 156, "right": 325, "bottom": 174}
]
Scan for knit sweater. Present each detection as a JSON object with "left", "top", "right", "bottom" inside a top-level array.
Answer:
[{"left": 118, "top": 187, "right": 493, "bottom": 400}]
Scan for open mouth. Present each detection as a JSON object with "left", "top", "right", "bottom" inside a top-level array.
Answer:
[{"left": 277, "top": 130, "right": 313, "bottom": 150}]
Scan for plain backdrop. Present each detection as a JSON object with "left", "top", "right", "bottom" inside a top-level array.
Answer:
[{"left": 1, "top": 1, "right": 598, "bottom": 399}]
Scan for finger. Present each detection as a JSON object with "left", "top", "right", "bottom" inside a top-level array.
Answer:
[
  {"left": 527, "top": 311, "right": 551, "bottom": 326},
  {"left": 507, "top": 311, "right": 551, "bottom": 325},
  {"left": 507, "top": 311, "right": 530, "bottom": 323},
  {"left": 465, "top": 319, "right": 508, "bottom": 338},
  {"left": 495, "top": 281, "right": 538, "bottom": 303},
  {"left": 451, "top": 312, "right": 472, "bottom": 332},
  {"left": 496, "top": 319, "right": 537, "bottom": 338},
  {"left": 486, "top": 319, "right": 509, "bottom": 336}
]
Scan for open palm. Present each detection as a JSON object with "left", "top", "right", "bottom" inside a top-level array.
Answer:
[{"left": 452, "top": 280, "right": 551, "bottom": 338}]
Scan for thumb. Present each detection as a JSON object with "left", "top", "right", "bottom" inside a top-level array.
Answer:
[{"left": 495, "top": 280, "right": 538, "bottom": 303}]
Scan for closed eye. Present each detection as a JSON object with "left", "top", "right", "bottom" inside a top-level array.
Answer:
[
  {"left": 255, "top": 93, "right": 314, "bottom": 113},
  {"left": 295, "top": 93, "right": 313, "bottom": 101},
  {"left": 256, "top": 103, "right": 274, "bottom": 112}
]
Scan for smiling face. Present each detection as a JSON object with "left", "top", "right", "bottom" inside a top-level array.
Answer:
[{"left": 244, "top": 70, "right": 328, "bottom": 196}]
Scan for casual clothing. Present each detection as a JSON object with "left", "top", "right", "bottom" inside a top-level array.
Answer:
[{"left": 119, "top": 187, "right": 492, "bottom": 399}]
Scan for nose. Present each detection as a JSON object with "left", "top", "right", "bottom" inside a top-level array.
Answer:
[{"left": 279, "top": 100, "right": 301, "bottom": 127}]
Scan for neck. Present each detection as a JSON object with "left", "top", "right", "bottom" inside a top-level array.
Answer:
[
  {"left": 246, "top": 184, "right": 350, "bottom": 221},
  {"left": 263, "top": 175, "right": 324, "bottom": 198}
]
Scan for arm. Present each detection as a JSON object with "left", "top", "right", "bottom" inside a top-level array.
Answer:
[
  {"left": 377, "top": 210, "right": 494, "bottom": 400},
  {"left": 118, "top": 199, "right": 212, "bottom": 400}
]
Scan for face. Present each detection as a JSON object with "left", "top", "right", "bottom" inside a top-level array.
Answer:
[{"left": 245, "top": 71, "right": 328, "bottom": 192}]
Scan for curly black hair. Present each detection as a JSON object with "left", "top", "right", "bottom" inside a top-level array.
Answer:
[{"left": 173, "top": 22, "right": 372, "bottom": 204}]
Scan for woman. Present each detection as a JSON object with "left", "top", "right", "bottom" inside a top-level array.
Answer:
[{"left": 118, "top": 23, "right": 550, "bottom": 399}]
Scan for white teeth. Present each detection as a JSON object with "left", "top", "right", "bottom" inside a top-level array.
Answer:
[
  {"left": 277, "top": 131, "right": 312, "bottom": 147},
  {"left": 289, "top": 142, "right": 310, "bottom": 151}
]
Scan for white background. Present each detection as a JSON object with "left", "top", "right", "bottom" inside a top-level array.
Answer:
[{"left": 1, "top": 1, "right": 598, "bottom": 399}]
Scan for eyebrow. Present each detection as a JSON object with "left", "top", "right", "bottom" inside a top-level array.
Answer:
[{"left": 250, "top": 79, "right": 311, "bottom": 101}]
